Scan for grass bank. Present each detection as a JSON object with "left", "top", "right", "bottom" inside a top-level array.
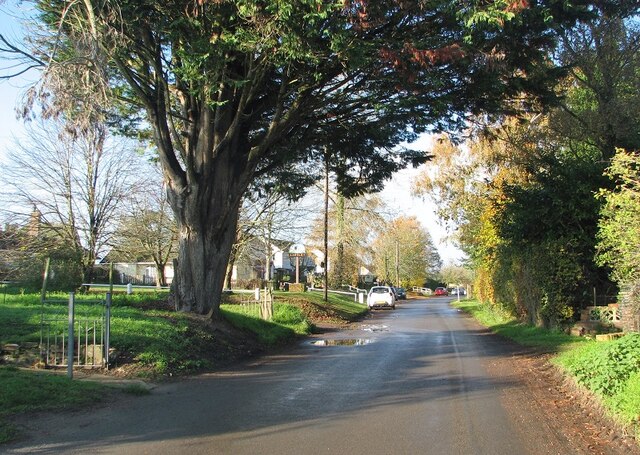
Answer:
[
  {"left": 0, "top": 288, "right": 366, "bottom": 444},
  {"left": 453, "top": 299, "right": 640, "bottom": 439},
  {"left": 0, "top": 367, "right": 112, "bottom": 443}
]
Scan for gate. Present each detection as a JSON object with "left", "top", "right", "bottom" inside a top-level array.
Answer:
[
  {"left": 39, "top": 259, "right": 111, "bottom": 378},
  {"left": 229, "top": 288, "right": 274, "bottom": 320},
  {"left": 40, "top": 293, "right": 111, "bottom": 378}
]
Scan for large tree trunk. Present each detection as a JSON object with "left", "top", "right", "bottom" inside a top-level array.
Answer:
[
  {"left": 165, "top": 144, "right": 252, "bottom": 319},
  {"left": 171, "top": 190, "right": 242, "bottom": 319}
]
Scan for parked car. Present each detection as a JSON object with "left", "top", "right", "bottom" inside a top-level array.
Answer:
[
  {"left": 434, "top": 287, "right": 448, "bottom": 296},
  {"left": 367, "top": 286, "right": 396, "bottom": 310},
  {"left": 393, "top": 287, "right": 407, "bottom": 300},
  {"left": 450, "top": 287, "right": 466, "bottom": 296}
]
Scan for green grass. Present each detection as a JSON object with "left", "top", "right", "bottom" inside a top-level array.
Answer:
[
  {"left": 455, "top": 299, "right": 640, "bottom": 438},
  {"left": 553, "top": 333, "right": 640, "bottom": 434},
  {"left": 222, "top": 304, "right": 301, "bottom": 345},
  {"left": 0, "top": 287, "right": 366, "bottom": 444},
  {"left": 276, "top": 291, "right": 369, "bottom": 322},
  {"left": 452, "top": 299, "right": 585, "bottom": 351},
  {"left": 0, "top": 366, "right": 108, "bottom": 443}
]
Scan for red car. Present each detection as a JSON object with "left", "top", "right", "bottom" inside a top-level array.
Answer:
[{"left": 434, "top": 287, "right": 448, "bottom": 296}]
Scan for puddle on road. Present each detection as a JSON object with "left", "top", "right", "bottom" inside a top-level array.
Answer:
[
  {"left": 310, "top": 338, "right": 372, "bottom": 347},
  {"left": 360, "top": 324, "right": 389, "bottom": 332}
]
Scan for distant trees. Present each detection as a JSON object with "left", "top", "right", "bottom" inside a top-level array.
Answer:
[
  {"left": 110, "top": 169, "right": 177, "bottom": 287},
  {"left": 439, "top": 265, "right": 474, "bottom": 291},
  {"left": 0, "top": 118, "right": 142, "bottom": 287},
  {"left": 372, "top": 216, "right": 441, "bottom": 288},
  {"left": 306, "top": 192, "right": 385, "bottom": 289},
  {"left": 10, "top": 0, "right": 606, "bottom": 318}
]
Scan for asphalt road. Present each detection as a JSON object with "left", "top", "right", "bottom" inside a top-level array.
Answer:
[{"left": 6, "top": 297, "right": 583, "bottom": 454}]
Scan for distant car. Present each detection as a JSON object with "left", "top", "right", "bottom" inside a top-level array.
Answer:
[
  {"left": 393, "top": 287, "right": 407, "bottom": 300},
  {"left": 450, "top": 287, "right": 466, "bottom": 296},
  {"left": 367, "top": 286, "right": 396, "bottom": 310},
  {"left": 434, "top": 287, "right": 448, "bottom": 296}
]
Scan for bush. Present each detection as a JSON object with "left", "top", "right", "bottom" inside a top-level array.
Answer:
[{"left": 557, "top": 333, "right": 640, "bottom": 397}]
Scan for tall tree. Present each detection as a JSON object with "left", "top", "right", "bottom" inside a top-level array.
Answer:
[
  {"left": 372, "top": 216, "right": 440, "bottom": 288},
  {"left": 412, "top": 4, "right": 640, "bottom": 327},
  {"left": 4, "top": 0, "right": 612, "bottom": 318},
  {"left": 110, "top": 172, "right": 178, "bottom": 287},
  {"left": 0, "top": 118, "right": 141, "bottom": 285},
  {"left": 307, "top": 192, "right": 385, "bottom": 288}
]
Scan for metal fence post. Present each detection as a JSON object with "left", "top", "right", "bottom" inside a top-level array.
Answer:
[
  {"left": 67, "top": 292, "right": 75, "bottom": 379},
  {"left": 105, "top": 292, "right": 111, "bottom": 370}
]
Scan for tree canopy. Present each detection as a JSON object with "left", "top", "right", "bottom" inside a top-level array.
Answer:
[
  {"left": 412, "top": 4, "right": 640, "bottom": 327},
  {"left": 4, "top": 0, "right": 621, "bottom": 316}
]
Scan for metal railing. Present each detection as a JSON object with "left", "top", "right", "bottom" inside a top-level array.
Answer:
[
  {"left": 40, "top": 292, "right": 111, "bottom": 378},
  {"left": 223, "top": 288, "right": 274, "bottom": 320},
  {"left": 307, "top": 286, "right": 365, "bottom": 303},
  {"left": 82, "top": 283, "right": 170, "bottom": 293}
]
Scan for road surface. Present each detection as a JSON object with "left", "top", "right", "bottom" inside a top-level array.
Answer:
[{"left": 4, "top": 297, "right": 627, "bottom": 454}]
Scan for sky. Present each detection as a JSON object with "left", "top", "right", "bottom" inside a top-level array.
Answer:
[
  {"left": 0, "top": 3, "right": 465, "bottom": 265},
  {"left": 377, "top": 149, "right": 465, "bottom": 265},
  {"left": 0, "top": 2, "right": 35, "bottom": 162}
]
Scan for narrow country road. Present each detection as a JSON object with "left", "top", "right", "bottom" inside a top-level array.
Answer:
[{"left": 4, "top": 297, "right": 636, "bottom": 454}]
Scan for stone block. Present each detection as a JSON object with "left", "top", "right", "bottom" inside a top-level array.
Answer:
[{"left": 595, "top": 332, "right": 625, "bottom": 342}]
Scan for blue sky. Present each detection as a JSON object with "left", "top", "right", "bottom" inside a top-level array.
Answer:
[{"left": 0, "top": 1, "right": 37, "bottom": 163}]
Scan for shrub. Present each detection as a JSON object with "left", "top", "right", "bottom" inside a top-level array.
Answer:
[{"left": 559, "top": 333, "right": 640, "bottom": 397}]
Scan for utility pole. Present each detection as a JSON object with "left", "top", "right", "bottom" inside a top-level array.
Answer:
[
  {"left": 395, "top": 239, "right": 400, "bottom": 286},
  {"left": 323, "top": 149, "right": 329, "bottom": 302}
]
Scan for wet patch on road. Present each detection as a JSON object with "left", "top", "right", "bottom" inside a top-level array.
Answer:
[
  {"left": 360, "top": 324, "right": 389, "bottom": 332},
  {"left": 309, "top": 338, "right": 372, "bottom": 346}
]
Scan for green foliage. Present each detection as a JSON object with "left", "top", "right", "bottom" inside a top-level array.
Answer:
[
  {"left": 605, "top": 372, "right": 640, "bottom": 426},
  {"left": 221, "top": 304, "right": 299, "bottom": 345},
  {"left": 414, "top": 10, "right": 640, "bottom": 328},
  {"left": 272, "top": 303, "right": 313, "bottom": 334},
  {"left": 556, "top": 334, "right": 640, "bottom": 397},
  {"left": 452, "top": 299, "right": 583, "bottom": 350},
  {"left": 0, "top": 367, "right": 105, "bottom": 414},
  {"left": 597, "top": 149, "right": 640, "bottom": 284}
]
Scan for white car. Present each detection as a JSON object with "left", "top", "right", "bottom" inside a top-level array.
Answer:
[
  {"left": 367, "top": 286, "right": 396, "bottom": 310},
  {"left": 450, "top": 287, "right": 466, "bottom": 296}
]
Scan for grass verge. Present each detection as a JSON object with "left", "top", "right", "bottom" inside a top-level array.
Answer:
[
  {"left": 0, "top": 366, "right": 108, "bottom": 443},
  {"left": 452, "top": 299, "right": 584, "bottom": 351},
  {"left": 453, "top": 299, "right": 640, "bottom": 439},
  {"left": 1, "top": 288, "right": 366, "bottom": 444},
  {"left": 553, "top": 333, "right": 640, "bottom": 436}
]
